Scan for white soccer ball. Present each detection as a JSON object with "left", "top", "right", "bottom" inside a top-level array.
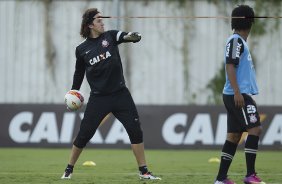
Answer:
[{"left": 64, "top": 90, "right": 84, "bottom": 111}]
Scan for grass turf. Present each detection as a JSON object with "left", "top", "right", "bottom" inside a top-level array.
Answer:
[{"left": 0, "top": 148, "right": 281, "bottom": 184}]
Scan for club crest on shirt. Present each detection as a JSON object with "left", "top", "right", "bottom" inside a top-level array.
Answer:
[
  {"left": 249, "top": 114, "right": 257, "bottom": 123},
  {"left": 102, "top": 39, "right": 109, "bottom": 47}
]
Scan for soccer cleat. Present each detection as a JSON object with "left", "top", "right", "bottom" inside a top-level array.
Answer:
[
  {"left": 214, "top": 178, "right": 236, "bottom": 184},
  {"left": 139, "top": 172, "right": 161, "bottom": 180},
  {"left": 61, "top": 168, "right": 73, "bottom": 179},
  {"left": 243, "top": 173, "right": 266, "bottom": 184}
]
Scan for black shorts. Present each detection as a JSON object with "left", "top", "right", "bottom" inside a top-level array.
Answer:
[
  {"left": 223, "top": 94, "right": 261, "bottom": 133},
  {"left": 74, "top": 87, "right": 143, "bottom": 147}
]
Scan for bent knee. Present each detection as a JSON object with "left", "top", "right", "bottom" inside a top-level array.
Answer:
[
  {"left": 248, "top": 126, "right": 262, "bottom": 136},
  {"left": 227, "top": 133, "right": 242, "bottom": 144},
  {"left": 73, "top": 135, "right": 91, "bottom": 148}
]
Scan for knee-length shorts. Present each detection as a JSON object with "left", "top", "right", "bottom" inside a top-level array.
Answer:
[{"left": 73, "top": 87, "right": 143, "bottom": 148}]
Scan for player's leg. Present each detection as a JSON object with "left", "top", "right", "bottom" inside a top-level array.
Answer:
[
  {"left": 215, "top": 132, "right": 241, "bottom": 184},
  {"left": 215, "top": 94, "right": 243, "bottom": 184},
  {"left": 242, "top": 95, "right": 265, "bottom": 184},
  {"left": 131, "top": 143, "right": 146, "bottom": 167},
  {"left": 112, "top": 88, "right": 161, "bottom": 180},
  {"left": 61, "top": 95, "right": 111, "bottom": 179},
  {"left": 68, "top": 145, "right": 83, "bottom": 166},
  {"left": 61, "top": 145, "right": 83, "bottom": 179}
]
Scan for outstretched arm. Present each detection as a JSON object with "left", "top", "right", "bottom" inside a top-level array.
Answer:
[{"left": 123, "top": 32, "right": 142, "bottom": 43}]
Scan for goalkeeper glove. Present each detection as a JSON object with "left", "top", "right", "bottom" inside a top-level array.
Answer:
[{"left": 123, "top": 32, "right": 141, "bottom": 43}]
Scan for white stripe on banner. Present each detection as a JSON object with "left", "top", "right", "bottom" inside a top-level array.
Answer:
[{"left": 242, "top": 107, "right": 248, "bottom": 125}]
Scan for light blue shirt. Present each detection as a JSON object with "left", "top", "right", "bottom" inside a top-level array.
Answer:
[{"left": 223, "top": 34, "right": 259, "bottom": 95}]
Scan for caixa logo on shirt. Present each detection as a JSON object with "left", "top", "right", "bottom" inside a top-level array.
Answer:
[
  {"left": 89, "top": 51, "right": 111, "bottom": 65},
  {"left": 235, "top": 42, "right": 242, "bottom": 58}
]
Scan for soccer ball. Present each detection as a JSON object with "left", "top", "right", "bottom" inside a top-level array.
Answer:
[{"left": 64, "top": 90, "right": 84, "bottom": 111}]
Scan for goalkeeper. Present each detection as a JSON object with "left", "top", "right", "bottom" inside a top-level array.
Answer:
[{"left": 61, "top": 8, "right": 160, "bottom": 180}]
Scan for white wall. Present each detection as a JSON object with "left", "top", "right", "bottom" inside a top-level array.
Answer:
[{"left": 0, "top": 0, "right": 281, "bottom": 105}]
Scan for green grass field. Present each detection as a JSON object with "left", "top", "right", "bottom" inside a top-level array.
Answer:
[{"left": 0, "top": 148, "right": 281, "bottom": 184}]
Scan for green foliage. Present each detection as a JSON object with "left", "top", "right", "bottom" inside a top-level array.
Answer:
[
  {"left": 164, "top": 0, "right": 281, "bottom": 104},
  {"left": 207, "top": 64, "right": 225, "bottom": 104},
  {"left": 252, "top": 0, "right": 282, "bottom": 36},
  {"left": 207, "top": 0, "right": 281, "bottom": 104}
]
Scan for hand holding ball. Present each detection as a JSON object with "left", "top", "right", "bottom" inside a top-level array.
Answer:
[{"left": 64, "top": 90, "right": 84, "bottom": 111}]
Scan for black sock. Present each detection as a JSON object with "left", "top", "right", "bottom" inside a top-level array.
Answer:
[
  {"left": 245, "top": 135, "right": 259, "bottom": 176},
  {"left": 139, "top": 165, "right": 148, "bottom": 174},
  {"left": 66, "top": 164, "right": 74, "bottom": 172},
  {"left": 216, "top": 140, "right": 238, "bottom": 181}
]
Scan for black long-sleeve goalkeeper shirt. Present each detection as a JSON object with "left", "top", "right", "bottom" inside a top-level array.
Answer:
[{"left": 71, "top": 30, "right": 129, "bottom": 95}]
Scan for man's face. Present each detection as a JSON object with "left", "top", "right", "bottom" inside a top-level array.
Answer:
[{"left": 90, "top": 13, "right": 104, "bottom": 34}]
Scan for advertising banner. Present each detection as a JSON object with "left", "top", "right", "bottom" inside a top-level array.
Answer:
[{"left": 0, "top": 104, "right": 281, "bottom": 149}]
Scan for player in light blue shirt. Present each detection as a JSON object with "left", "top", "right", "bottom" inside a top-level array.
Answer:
[
  {"left": 215, "top": 5, "right": 265, "bottom": 184},
  {"left": 223, "top": 34, "right": 259, "bottom": 95}
]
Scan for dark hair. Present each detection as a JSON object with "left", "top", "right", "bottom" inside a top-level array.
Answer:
[
  {"left": 80, "top": 8, "right": 100, "bottom": 38},
  {"left": 231, "top": 5, "right": 255, "bottom": 31}
]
